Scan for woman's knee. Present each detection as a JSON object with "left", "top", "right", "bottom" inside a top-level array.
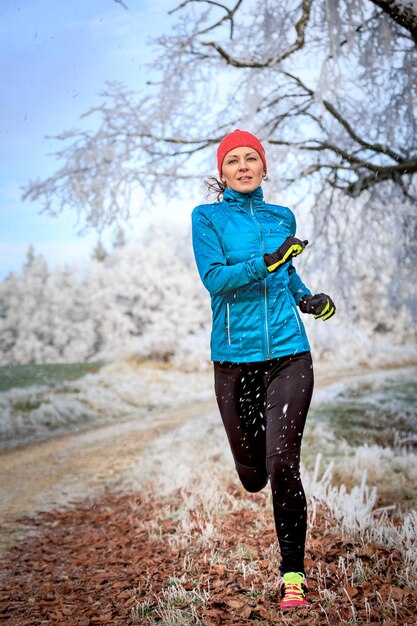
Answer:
[
  {"left": 266, "top": 451, "right": 301, "bottom": 485},
  {"left": 234, "top": 459, "right": 268, "bottom": 492}
]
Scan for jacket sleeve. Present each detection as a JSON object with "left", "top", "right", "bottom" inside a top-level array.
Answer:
[
  {"left": 287, "top": 263, "right": 312, "bottom": 304},
  {"left": 192, "top": 207, "right": 268, "bottom": 296},
  {"left": 286, "top": 209, "right": 312, "bottom": 304}
]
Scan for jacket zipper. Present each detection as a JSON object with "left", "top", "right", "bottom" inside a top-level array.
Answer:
[
  {"left": 249, "top": 197, "right": 270, "bottom": 359},
  {"left": 226, "top": 302, "right": 231, "bottom": 345}
]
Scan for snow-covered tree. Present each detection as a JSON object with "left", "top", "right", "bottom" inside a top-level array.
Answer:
[
  {"left": 0, "top": 230, "right": 210, "bottom": 365},
  {"left": 13, "top": 0, "right": 416, "bottom": 358},
  {"left": 92, "top": 240, "right": 109, "bottom": 262},
  {"left": 23, "top": 0, "right": 416, "bottom": 230},
  {"left": 0, "top": 220, "right": 414, "bottom": 366},
  {"left": 112, "top": 227, "right": 127, "bottom": 249},
  {"left": 21, "top": 1, "right": 416, "bottom": 323}
]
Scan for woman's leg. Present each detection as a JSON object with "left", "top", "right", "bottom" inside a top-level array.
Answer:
[
  {"left": 264, "top": 352, "right": 314, "bottom": 575},
  {"left": 214, "top": 361, "right": 268, "bottom": 492}
]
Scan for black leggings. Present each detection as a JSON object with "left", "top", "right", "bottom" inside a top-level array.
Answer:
[{"left": 214, "top": 351, "right": 314, "bottom": 575}]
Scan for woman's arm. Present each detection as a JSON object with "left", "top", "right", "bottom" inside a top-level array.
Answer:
[
  {"left": 192, "top": 207, "right": 268, "bottom": 296},
  {"left": 287, "top": 264, "right": 312, "bottom": 304},
  {"left": 282, "top": 210, "right": 311, "bottom": 304}
]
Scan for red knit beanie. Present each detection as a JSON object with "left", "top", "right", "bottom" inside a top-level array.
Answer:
[{"left": 217, "top": 129, "right": 267, "bottom": 177}]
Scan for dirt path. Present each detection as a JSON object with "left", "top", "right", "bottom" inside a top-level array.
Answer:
[
  {"left": 0, "top": 370, "right": 349, "bottom": 550},
  {"left": 0, "top": 399, "right": 217, "bottom": 551}
]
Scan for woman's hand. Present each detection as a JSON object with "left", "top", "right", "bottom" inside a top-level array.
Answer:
[
  {"left": 299, "top": 293, "right": 336, "bottom": 321},
  {"left": 264, "top": 237, "right": 308, "bottom": 273}
]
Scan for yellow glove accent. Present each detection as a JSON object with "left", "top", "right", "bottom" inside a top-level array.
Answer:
[
  {"left": 314, "top": 299, "right": 336, "bottom": 321},
  {"left": 266, "top": 243, "right": 305, "bottom": 273}
]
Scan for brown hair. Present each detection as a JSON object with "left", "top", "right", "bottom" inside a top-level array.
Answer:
[{"left": 204, "top": 176, "right": 227, "bottom": 202}]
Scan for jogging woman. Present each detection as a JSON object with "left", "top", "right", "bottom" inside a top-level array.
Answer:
[{"left": 191, "top": 129, "right": 335, "bottom": 609}]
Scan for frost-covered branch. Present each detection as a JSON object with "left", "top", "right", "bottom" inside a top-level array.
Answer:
[
  {"left": 281, "top": 72, "right": 406, "bottom": 164},
  {"left": 169, "top": 0, "right": 244, "bottom": 38},
  {"left": 369, "top": 0, "right": 417, "bottom": 43},
  {"left": 201, "top": 0, "right": 314, "bottom": 67},
  {"left": 275, "top": 139, "right": 417, "bottom": 195},
  {"left": 24, "top": 0, "right": 416, "bottom": 242}
]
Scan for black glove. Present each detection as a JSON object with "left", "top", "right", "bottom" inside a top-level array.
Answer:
[
  {"left": 264, "top": 237, "right": 308, "bottom": 273},
  {"left": 299, "top": 293, "right": 336, "bottom": 321}
]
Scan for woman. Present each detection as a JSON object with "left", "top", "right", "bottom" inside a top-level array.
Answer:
[{"left": 191, "top": 129, "right": 335, "bottom": 610}]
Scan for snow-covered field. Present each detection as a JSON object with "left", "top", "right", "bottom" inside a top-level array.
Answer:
[
  {"left": 1, "top": 351, "right": 416, "bottom": 449},
  {"left": 2, "top": 352, "right": 415, "bottom": 521},
  {"left": 1, "top": 345, "right": 416, "bottom": 535},
  {"left": 0, "top": 359, "right": 214, "bottom": 448}
]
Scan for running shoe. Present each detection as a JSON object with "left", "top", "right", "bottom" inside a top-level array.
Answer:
[{"left": 278, "top": 571, "right": 308, "bottom": 608}]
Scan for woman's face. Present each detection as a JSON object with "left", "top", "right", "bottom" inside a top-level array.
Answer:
[{"left": 221, "top": 146, "right": 265, "bottom": 193}]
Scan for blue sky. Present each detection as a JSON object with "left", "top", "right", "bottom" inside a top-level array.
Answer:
[{"left": 0, "top": 0, "right": 183, "bottom": 279}]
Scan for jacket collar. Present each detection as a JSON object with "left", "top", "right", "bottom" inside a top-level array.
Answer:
[{"left": 223, "top": 186, "right": 264, "bottom": 208}]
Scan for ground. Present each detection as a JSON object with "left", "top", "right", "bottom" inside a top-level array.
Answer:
[
  {"left": 0, "top": 368, "right": 416, "bottom": 625},
  {"left": 1, "top": 488, "right": 416, "bottom": 625},
  {"left": 0, "top": 399, "right": 216, "bottom": 550}
]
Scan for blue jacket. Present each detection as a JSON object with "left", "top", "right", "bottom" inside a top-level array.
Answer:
[{"left": 192, "top": 186, "right": 311, "bottom": 362}]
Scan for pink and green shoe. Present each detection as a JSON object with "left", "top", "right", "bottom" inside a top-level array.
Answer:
[{"left": 278, "top": 572, "right": 308, "bottom": 608}]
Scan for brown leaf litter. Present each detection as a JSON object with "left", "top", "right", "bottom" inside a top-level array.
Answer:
[{"left": 0, "top": 485, "right": 416, "bottom": 625}]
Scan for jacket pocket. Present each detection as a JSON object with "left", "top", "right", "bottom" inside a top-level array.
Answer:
[
  {"left": 289, "top": 299, "right": 303, "bottom": 335},
  {"left": 282, "top": 291, "right": 303, "bottom": 336}
]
